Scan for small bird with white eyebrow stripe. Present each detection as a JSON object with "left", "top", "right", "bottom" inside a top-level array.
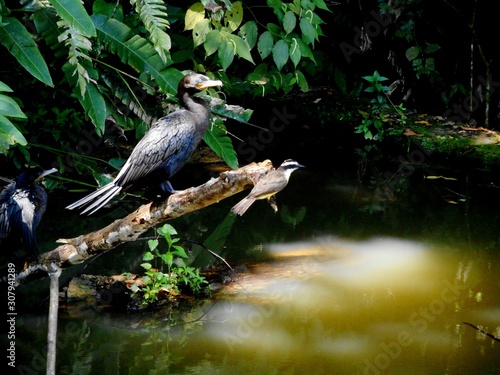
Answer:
[{"left": 231, "top": 159, "right": 304, "bottom": 216}]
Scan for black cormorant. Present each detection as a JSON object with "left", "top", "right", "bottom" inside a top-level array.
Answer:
[
  {"left": 0, "top": 168, "right": 57, "bottom": 259},
  {"left": 66, "top": 73, "right": 222, "bottom": 215},
  {"left": 231, "top": 160, "right": 304, "bottom": 216}
]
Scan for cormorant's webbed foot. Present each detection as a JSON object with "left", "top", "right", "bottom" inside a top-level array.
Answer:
[{"left": 160, "top": 180, "right": 177, "bottom": 194}]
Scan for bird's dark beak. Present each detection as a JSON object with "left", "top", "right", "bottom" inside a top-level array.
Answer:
[
  {"left": 297, "top": 163, "right": 305, "bottom": 168},
  {"left": 36, "top": 168, "right": 58, "bottom": 180},
  {"left": 197, "top": 79, "right": 223, "bottom": 90}
]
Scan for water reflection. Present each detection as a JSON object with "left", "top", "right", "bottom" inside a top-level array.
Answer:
[
  {"left": 197, "top": 236, "right": 499, "bottom": 374},
  {"left": 14, "top": 234, "right": 499, "bottom": 374}
]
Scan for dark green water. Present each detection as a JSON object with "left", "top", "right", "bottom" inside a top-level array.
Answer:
[{"left": 6, "top": 145, "right": 500, "bottom": 374}]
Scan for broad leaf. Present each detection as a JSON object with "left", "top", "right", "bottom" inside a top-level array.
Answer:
[
  {"left": 203, "top": 121, "right": 238, "bottom": 169},
  {"left": 184, "top": 2, "right": 205, "bottom": 31},
  {"left": 405, "top": 46, "right": 420, "bottom": 62},
  {"left": 203, "top": 212, "right": 237, "bottom": 255},
  {"left": 0, "top": 115, "right": 27, "bottom": 154},
  {"left": 227, "top": 33, "right": 254, "bottom": 64},
  {"left": 257, "top": 31, "right": 274, "bottom": 59},
  {"left": 193, "top": 18, "right": 210, "bottom": 47},
  {"left": 283, "top": 11, "right": 296, "bottom": 35},
  {"left": 295, "top": 70, "right": 308, "bottom": 92},
  {"left": 224, "top": 1, "right": 243, "bottom": 31},
  {"left": 272, "top": 39, "right": 289, "bottom": 71},
  {"left": 300, "top": 17, "right": 316, "bottom": 46},
  {"left": 92, "top": 15, "right": 182, "bottom": 95},
  {"left": 132, "top": 0, "right": 171, "bottom": 64},
  {"left": 211, "top": 103, "right": 253, "bottom": 124},
  {"left": 238, "top": 21, "right": 257, "bottom": 49},
  {"left": 289, "top": 38, "right": 301, "bottom": 67},
  {"left": 63, "top": 62, "right": 107, "bottom": 135},
  {"left": 0, "top": 93, "right": 27, "bottom": 119},
  {"left": 48, "top": 0, "right": 96, "bottom": 36},
  {"left": 218, "top": 40, "right": 235, "bottom": 70},
  {"left": 204, "top": 29, "right": 221, "bottom": 56},
  {"left": 0, "top": 18, "right": 54, "bottom": 87}
]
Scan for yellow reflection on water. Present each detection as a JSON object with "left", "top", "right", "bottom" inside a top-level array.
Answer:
[{"left": 202, "top": 237, "right": 500, "bottom": 374}]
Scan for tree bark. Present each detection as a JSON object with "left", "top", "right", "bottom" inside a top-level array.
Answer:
[{"left": 15, "top": 160, "right": 273, "bottom": 286}]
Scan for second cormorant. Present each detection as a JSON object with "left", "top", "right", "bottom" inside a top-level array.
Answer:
[
  {"left": 66, "top": 73, "right": 222, "bottom": 215},
  {"left": 0, "top": 167, "right": 57, "bottom": 259}
]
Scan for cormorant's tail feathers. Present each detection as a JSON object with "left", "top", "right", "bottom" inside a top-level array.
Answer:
[
  {"left": 231, "top": 197, "right": 256, "bottom": 216},
  {"left": 66, "top": 183, "right": 122, "bottom": 215}
]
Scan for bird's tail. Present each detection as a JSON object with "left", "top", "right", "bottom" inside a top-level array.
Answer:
[
  {"left": 231, "top": 197, "right": 256, "bottom": 216},
  {"left": 66, "top": 183, "right": 122, "bottom": 215}
]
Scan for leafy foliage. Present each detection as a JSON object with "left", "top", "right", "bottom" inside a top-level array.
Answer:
[
  {"left": 186, "top": 0, "right": 329, "bottom": 95},
  {"left": 133, "top": 224, "right": 208, "bottom": 305},
  {"left": 0, "top": 82, "right": 28, "bottom": 153},
  {"left": 0, "top": 0, "right": 330, "bottom": 177},
  {"left": 130, "top": 0, "right": 172, "bottom": 64},
  {"left": 355, "top": 71, "right": 407, "bottom": 141}
]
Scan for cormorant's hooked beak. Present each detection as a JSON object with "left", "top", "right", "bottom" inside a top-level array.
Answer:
[
  {"left": 197, "top": 79, "right": 223, "bottom": 90},
  {"left": 36, "top": 168, "right": 58, "bottom": 181}
]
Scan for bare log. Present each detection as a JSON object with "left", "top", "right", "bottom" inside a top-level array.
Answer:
[{"left": 15, "top": 160, "right": 273, "bottom": 286}]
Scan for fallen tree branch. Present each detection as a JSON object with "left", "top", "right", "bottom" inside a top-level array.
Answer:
[{"left": 15, "top": 160, "right": 273, "bottom": 286}]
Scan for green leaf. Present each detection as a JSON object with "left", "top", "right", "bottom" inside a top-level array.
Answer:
[
  {"left": 184, "top": 2, "right": 205, "bottom": 31},
  {"left": 227, "top": 33, "right": 254, "bottom": 64},
  {"left": 132, "top": 0, "right": 172, "bottom": 63},
  {"left": 204, "top": 29, "right": 221, "bottom": 56},
  {"left": 164, "top": 251, "right": 174, "bottom": 266},
  {"left": 218, "top": 40, "right": 235, "bottom": 70},
  {"left": 0, "top": 115, "right": 27, "bottom": 154},
  {"left": 147, "top": 240, "right": 159, "bottom": 252},
  {"left": 48, "top": 0, "right": 96, "bottom": 36},
  {"left": 82, "top": 81, "right": 107, "bottom": 135},
  {"left": 405, "top": 46, "right": 420, "bottom": 62},
  {"left": 172, "top": 245, "right": 188, "bottom": 258},
  {"left": 299, "top": 17, "right": 316, "bottom": 46},
  {"left": 193, "top": 18, "right": 210, "bottom": 47},
  {"left": 289, "top": 38, "right": 301, "bottom": 67},
  {"left": 0, "top": 94, "right": 27, "bottom": 120},
  {"left": 238, "top": 21, "right": 258, "bottom": 49},
  {"left": 92, "top": 15, "right": 183, "bottom": 95},
  {"left": 0, "top": 82, "right": 12, "bottom": 93},
  {"left": 141, "top": 262, "right": 152, "bottom": 270},
  {"left": 203, "top": 212, "right": 236, "bottom": 252},
  {"left": 224, "top": 1, "right": 243, "bottom": 31},
  {"left": 314, "top": 0, "right": 331, "bottom": 12},
  {"left": 203, "top": 121, "right": 239, "bottom": 169},
  {"left": 157, "top": 223, "right": 177, "bottom": 236},
  {"left": 294, "top": 36, "right": 315, "bottom": 63},
  {"left": 283, "top": 11, "right": 296, "bottom": 35},
  {"left": 295, "top": 70, "right": 308, "bottom": 92},
  {"left": 0, "top": 18, "right": 54, "bottom": 87},
  {"left": 257, "top": 31, "right": 274, "bottom": 59},
  {"left": 272, "top": 39, "right": 289, "bottom": 71},
  {"left": 424, "top": 43, "right": 440, "bottom": 54},
  {"left": 211, "top": 103, "right": 253, "bottom": 123}
]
